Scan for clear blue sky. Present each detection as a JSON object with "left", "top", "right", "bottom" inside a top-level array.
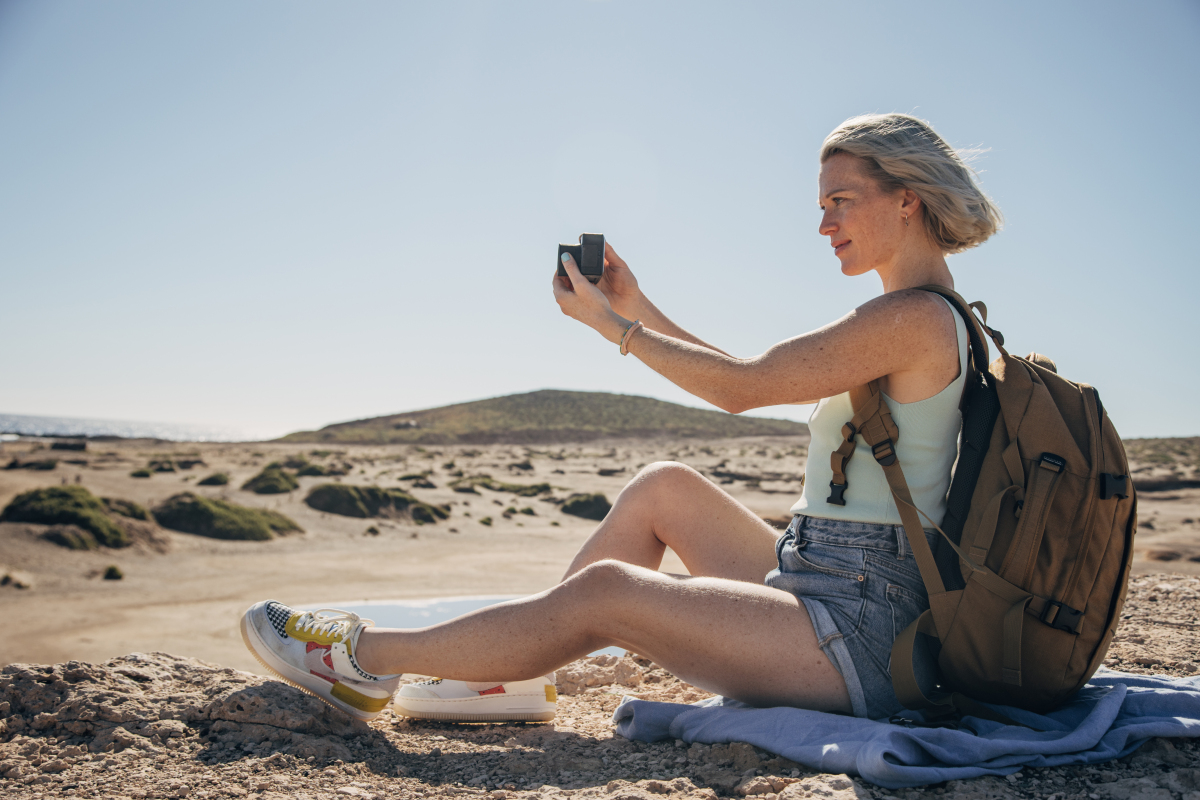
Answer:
[{"left": 1, "top": 0, "right": 1197, "bottom": 440}]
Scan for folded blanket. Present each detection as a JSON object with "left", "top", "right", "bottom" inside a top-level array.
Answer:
[{"left": 612, "top": 669, "right": 1200, "bottom": 788}]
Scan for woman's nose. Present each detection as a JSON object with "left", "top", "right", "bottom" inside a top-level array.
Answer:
[{"left": 819, "top": 212, "right": 836, "bottom": 236}]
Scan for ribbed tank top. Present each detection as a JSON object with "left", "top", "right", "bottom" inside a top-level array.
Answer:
[{"left": 790, "top": 296, "right": 969, "bottom": 527}]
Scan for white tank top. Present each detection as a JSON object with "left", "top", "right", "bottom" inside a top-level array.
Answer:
[{"left": 790, "top": 296, "right": 969, "bottom": 527}]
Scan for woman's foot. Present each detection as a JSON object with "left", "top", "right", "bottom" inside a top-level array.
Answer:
[
  {"left": 240, "top": 601, "right": 402, "bottom": 721},
  {"left": 393, "top": 675, "right": 558, "bottom": 722}
]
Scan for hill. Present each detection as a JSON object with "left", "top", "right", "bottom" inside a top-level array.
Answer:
[{"left": 276, "top": 390, "right": 808, "bottom": 444}]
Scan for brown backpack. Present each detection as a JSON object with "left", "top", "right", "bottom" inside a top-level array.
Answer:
[{"left": 828, "top": 286, "right": 1137, "bottom": 718}]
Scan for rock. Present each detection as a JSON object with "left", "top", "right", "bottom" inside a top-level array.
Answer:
[
  {"left": 943, "top": 777, "right": 1020, "bottom": 799},
  {"left": 556, "top": 654, "right": 644, "bottom": 695},
  {"left": 1158, "top": 769, "right": 1200, "bottom": 794},
  {"left": 0, "top": 567, "right": 34, "bottom": 589},
  {"left": 1131, "top": 737, "right": 1191, "bottom": 767},
  {"left": 736, "top": 775, "right": 778, "bottom": 795},
  {"left": 1095, "top": 777, "right": 1173, "bottom": 800},
  {"left": 777, "top": 774, "right": 870, "bottom": 800}
]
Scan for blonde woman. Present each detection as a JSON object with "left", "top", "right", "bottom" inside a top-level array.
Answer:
[{"left": 241, "top": 113, "right": 1002, "bottom": 722}]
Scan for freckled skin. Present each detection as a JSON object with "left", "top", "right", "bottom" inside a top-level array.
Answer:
[{"left": 355, "top": 150, "right": 966, "bottom": 713}]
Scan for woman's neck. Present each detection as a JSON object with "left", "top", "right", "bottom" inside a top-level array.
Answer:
[{"left": 877, "top": 235, "right": 953, "bottom": 293}]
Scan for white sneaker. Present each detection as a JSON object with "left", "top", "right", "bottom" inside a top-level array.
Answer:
[
  {"left": 240, "top": 600, "right": 402, "bottom": 721},
  {"left": 393, "top": 675, "right": 558, "bottom": 722}
]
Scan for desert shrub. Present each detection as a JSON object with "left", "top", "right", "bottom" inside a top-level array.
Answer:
[
  {"left": 103, "top": 498, "right": 150, "bottom": 520},
  {"left": 448, "top": 475, "right": 551, "bottom": 497},
  {"left": 519, "top": 507, "right": 536, "bottom": 516},
  {"left": 242, "top": 465, "right": 299, "bottom": 494},
  {"left": 149, "top": 459, "right": 176, "bottom": 473},
  {"left": 296, "top": 464, "right": 327, "bottom": 477},
  {"left": 130, "top": 469, "right": 152, "bottom": 478},
  {"left": 153, "top": 492, "right": 301, "bottom": 541},
  {"left": 1, "top": 486, "right": 129, "bottom": 547},
  {"left": 50, "top": 440, "right": 87, "bottom": 451},
  {"left": 5, "top": 458, "right": 58, "bottom": 471},
  {"left": 197, "top": 472, "right": 230, "bottom": 486},
  {"left": 103, "top": 565, "right": 123, "bottom": 580},
  {"left": 42, "top": 526, "right": 99, "bottom": 550},
  {"left": 305, "top": 484, "right": 446, "bottom": 523},
  {"left": 282, "top": 456, "right": 310, "bottom": 470},
  {"left": 411, "top": 504, "right": 450, "bottom": 525},
  {"left": 561, "top": 493, "right": 612, "bottom": 521},
  {"left": 480, "top": 516, "right": 493, "bottom": 526}
]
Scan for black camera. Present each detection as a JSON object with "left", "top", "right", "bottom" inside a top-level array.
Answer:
[{"left": 556, "top": 233, "right": 605, "bottom": 284}]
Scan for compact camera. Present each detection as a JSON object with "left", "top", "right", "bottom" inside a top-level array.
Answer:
[{"left": 556, "top": 233, "right": 605, "bottom": 284}]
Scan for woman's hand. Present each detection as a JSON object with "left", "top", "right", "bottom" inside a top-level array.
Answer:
[
  {"left": 552, "top": 252, "right": 631, "bottom": 344},
  {"left": 595, "top": 242, "right": 643, "bottom": 320}
]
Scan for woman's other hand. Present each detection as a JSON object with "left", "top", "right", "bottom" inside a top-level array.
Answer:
[
  {"left": 596, "top": 242, "right": 642, "bottom": 320},
  {"left": 553, "top": 252, "right": 630, "bottom": 344}
]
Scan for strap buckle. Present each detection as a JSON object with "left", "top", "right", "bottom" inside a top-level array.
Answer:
[
  {"left": 827, "top": 481, "right": 848, "bottom": 506},
  {"left": 871, "top": 439, "right": 897, "bottom": 467},
  {"left": 1100, "top": 473, "right": 1128, "bottom": 500},
  {"left": 1040, "top": 600, "right": 1084, "bottom": 634}
]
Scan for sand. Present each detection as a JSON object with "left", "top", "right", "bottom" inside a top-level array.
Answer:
[
  {"left": 1, "top": 434, "right": 1196, "bottom": 670},
  {"left": 2, "top": 434, "right": 1199, "bottom": 798}
]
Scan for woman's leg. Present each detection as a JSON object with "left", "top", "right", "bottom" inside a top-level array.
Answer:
[
  {"left": 561, "top": 461, "right": 781, "bottom": 583},
  {"left": 355, "top": 559, "right": 852, "bottom": 713}
]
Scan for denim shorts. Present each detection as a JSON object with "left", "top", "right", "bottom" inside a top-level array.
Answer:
[{"left": 765, "top": 514, "right": 938, "bottom": 720}]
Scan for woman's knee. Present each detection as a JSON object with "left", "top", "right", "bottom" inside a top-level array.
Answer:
[
  {"left": 565, "top": 558, "right": 648, "bottom": 598},
  {"left": 623, "top": 461, "right": 709, "bottom": 503}
]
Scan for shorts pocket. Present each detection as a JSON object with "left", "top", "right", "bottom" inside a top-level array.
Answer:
[
  {"left": 886, "top": 582, "right": 929, "bottom": 642},
  {"left": 789, "top": 541, "right": 865, "bottom": 583}
]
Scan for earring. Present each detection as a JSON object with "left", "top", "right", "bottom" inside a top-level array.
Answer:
[{"left": 903, "top": 215, "right": 909, "bottom": 227}]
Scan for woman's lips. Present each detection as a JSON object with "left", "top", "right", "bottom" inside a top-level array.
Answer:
[{"left": 833, "top": 240, "right": 850, "bottom": 255}]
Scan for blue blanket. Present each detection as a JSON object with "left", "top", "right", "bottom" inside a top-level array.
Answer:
[{"left": 612, "top": 669, "right": 1200, "bottom": 789}]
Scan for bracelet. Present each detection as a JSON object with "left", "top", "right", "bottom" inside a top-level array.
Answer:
[{"left": 619, "top": 320, "right": 644, "bottom": 356}]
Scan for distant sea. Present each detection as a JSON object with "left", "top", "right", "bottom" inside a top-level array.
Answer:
[{"left": 0, "top": 413, "right": 251, "bottom": 442}]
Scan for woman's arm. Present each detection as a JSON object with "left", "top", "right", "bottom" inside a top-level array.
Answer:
[
  {"left": 554, "top": 252, "right": 958, "bottom": 414},
  {"left": 594, "top": 242, "right": 733, "bottom": 357}
]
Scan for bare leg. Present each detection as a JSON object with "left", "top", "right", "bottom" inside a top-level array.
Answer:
[
  {"left": 355, "top": 560, "right": 852, "bottom": 713},
  {"left": 562, "top": 462, "right": 781, "bottom": 583}
]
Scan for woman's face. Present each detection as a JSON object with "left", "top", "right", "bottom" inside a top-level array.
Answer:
[{"left": 818, "top": 153, "right": 912, "bottom": 277}]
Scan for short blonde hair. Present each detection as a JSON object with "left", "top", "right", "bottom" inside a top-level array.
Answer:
[{"left": 821, "top": 113, "right": 1003, "bottom": 254}]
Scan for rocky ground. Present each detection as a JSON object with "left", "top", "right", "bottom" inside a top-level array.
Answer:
[{"left": 2, "top": 575, "right": 1199, "bottom": 800}]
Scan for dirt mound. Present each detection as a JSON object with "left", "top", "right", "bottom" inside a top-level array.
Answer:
[{"left": 153, "top": 493, "right": 302, "bottom": 541}]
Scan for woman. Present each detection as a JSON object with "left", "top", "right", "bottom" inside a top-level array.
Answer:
[{"left": 241, "top": 113, "right": 1002, "bottom": 722}]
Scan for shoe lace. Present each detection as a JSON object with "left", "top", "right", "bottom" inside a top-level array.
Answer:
[
  {"left": 295, "top": 608, "right": 373, "bottom": 639},
  {"left": 416, "top": 678, "right": 443, "bottom": 686}
]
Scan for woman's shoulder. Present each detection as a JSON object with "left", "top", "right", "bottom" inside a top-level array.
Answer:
[{"left": 852, "top": 287, "right": 958, "bottom": 340}]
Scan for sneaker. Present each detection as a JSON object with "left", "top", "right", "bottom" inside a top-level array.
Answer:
[
  {"left": 240, "top": 600, "right": 401, "bottom": 721},
  {"left": 393, "top": 675, "right": 558, "bottom": 722}
]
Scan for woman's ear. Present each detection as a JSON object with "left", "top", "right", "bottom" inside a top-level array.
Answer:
[{"left": 900, "top": 188, "right": 922, "bottom": 220}]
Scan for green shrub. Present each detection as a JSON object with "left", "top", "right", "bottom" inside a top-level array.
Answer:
[
  {"left": 42, "top": 526, "right": 99, "bottom": 550},
  {"left": 561, "top": 493, "right": 612, "bottom": 521},
  {"left": 103, "top": 565, "right": 123, "bottom": 580},
  {"left": 153, "top": 492, "right": 301, "bottom": 541},
  {"left": 5, "top": 458, "right": 58, "bottom": 471},
  {"left": 197, "top": 472, "right": 230, "bottom": 486},
  {"left": 1, "top": 486, "right": 129, "bottom": 547},
  {"left": 130, "top": 469, "right": 152, "bottom": 478},
  {"left": 480, "top": 516, "right": 493, "bottom": 526},
  {"left": 103, "top": 498, "right": 150, "bottom": 520},
  {"left": 519, "top": 507, "right": 536, "bottom": 516},
  {"left": 149, "top": 459, "right": 176, "bottom": 473},
  {"left": 296, "top": 464, "right": 327, "bottom": 477},
  {"left": 448, "top": 475, "right": 551, "bottom": 497},
  {"left": 304, "top": 484, "right": 447, "bottom": 523},
  {"left": 242, "top": 465, "right": 299, "bottom": 494}
]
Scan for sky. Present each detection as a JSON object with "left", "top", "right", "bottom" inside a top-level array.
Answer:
[{"left": 1, "top": 0, "right": 1197, "bottom": 440}]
